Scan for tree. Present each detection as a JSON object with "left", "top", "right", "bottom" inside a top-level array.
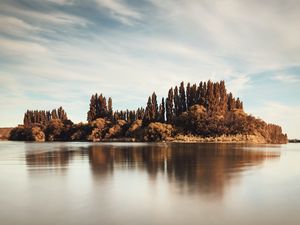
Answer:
[
  {"left": 143, "top": 96, "right": 153, "bottom": 125},
  {"left": 179, "top": 81, "right": 186, "bottom": 113},
  {"left": 174, "top": 86, "right": 180, "bottom": 117},
  {"left": 99, "top": 95, "right": 107, "bottom": 118},
  {"left": 190, "top": 84, "right": 197, "bottom": 106},
  {"left": 87, "top": 93, "right": 111, "bottom": 121},
  {"left": 236, "top": 98, "right": 243, "bottom": 110},
  {"left": 213, "top": 82, "right": 220, "bottom": 114},
  {"left": 151, "top": 92, "right": 158, "bottom": 121},
  {"left": 166, "top": 88, "right": 174, "bottom": 123},
  {"left": 227, "top": 92, "right": 236, "bottom": 111},
  {"left": 205, "top": 80, "right": 214, "bottom": 114},
  {"left": 108, "top": 97, "right": 113, "bottom": 119},
  {"left": 197, "top": 81, "right": 206, "bottom": 106},
  {"left": 87, "top": 94, "right": 97, "bottom": 122},
  {"left": 219, "top": 80, "right": 227, "bottom": 115},
  {"left": 57, "top": 106, "right": 67, "bottom": 121},
  {"left": 186, "top": 82, "right": 192, "bottom": 109},
  {"left": 158, "top": 97, "right": 165, "bottom": 123}
]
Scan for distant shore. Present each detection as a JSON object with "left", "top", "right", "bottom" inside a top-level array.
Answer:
[
  {"left": 289, "top": 139, "right": 300, "bottom": 143},
  {"left": 0, "top": 128, "right": 12, "bottom": 140}
]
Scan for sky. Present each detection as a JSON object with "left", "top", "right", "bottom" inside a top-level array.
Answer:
[{"left": 0, "top": 0, "right": 299, "bottom": 138}]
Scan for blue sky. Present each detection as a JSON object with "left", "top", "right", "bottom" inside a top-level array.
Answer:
[{"left": 0, "top": 0, "right": 299, "bottom": 138}]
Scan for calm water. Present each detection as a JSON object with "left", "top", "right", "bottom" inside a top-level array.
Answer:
[{"left": 0, "top": 142, "right": 300, "bottom": 225}]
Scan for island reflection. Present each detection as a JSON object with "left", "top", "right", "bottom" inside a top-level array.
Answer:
[{"left": 25, "top": 143, "right": 280, "bottom": 197}]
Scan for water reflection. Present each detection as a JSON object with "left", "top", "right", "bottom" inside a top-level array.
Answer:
[{"left": 25, "top": 143, "right": 280, "bottom": 197}]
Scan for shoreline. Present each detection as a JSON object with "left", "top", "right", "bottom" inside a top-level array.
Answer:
[
  {"left": 2, "top": 127, "right": 288, "bottom": 144},
  {"left": 0, "top": 136, "right": 288, "bottom": 144}
]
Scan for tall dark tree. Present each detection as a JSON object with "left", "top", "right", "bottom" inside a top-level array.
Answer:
[
  {"left": 227, "top": 92, "right": 236, "bottom": 111},
  {"left": 87, "top": 93, "right": 111, "bottom": 121},
  {"left": 186, "top": 82, "right": 192, "bottom": 109},
  {"left": 236, "top": 98, "right": 243, "bottom": 110},
  {"left": 108, "top": 97, "right": 113, "bottom": 119},
  {"left": 166, "top": 88, "right": 174, "bottom": 123},
  {"left": 179, "top": 81, "right": 186, "bottom": 113},
  {"left": 87, "top": 94, "right": 97, "bottom": 122},
  {"left": 143, "top": 96, "right": 153, "bottom": 125},
  {"left": 99, "top": 95, "right": 107, "bottom": 118},
  {"left": 190, "top": 84, "right": 197, "bottom": 106},
  {"left": 151, "top": 92, "right": 158, "bottom": 121},
  {"left": 205, "top": 80, "right": 214, "bottom": 113},
  {"left": 213, "top": 82, "right": 220, "bottom": 114},
  {"left": 174, "top": 86, "right": 180, "bottom": 117},
  {"left": 51, "top": 109, "right": 58, "bottom": 120},
  {"left": 57, "top": 106, "right": 67, "bottom": 121},
  {"left": 158, "top": 97, "right": 165, "bottom": 123},
  {"left": 219, "top": 80, "right": 227, "bottom": 115},
  {"left": 198, "top": 81, "right": 206, "bottom": 106}
]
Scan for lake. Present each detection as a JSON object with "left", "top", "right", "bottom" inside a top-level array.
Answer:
[{"left": 0, "top": 142, "right": 299, "bottom": 225}]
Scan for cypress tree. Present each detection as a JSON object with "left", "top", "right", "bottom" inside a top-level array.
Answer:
[
  {"left": 179, "top": 81, "right": 186, "bottom": 113},
  {"left": 166, "top": 88, "right": 174, "bottom": 123},
  {"left": 87, "top": 94, "right": 97, "bottom": 122},
  {"left": 213, "top": 82, "right": 220, "bottom": 114},
  {"left": 143, "top": 96, "right": 153, "bottom": 125},
  {"left": 161, "top": 97, "right": 165, "bottom": 123},
  {"left": 158, "top": 97, "right": 166, "bottom": 123},
  {"left": 174, "top": 86, "right": 180, "bottom": 117},
  {"left": 108, "top": 97, "right": 113, "bottom": 119},
  {"left": 219, "top": 80, "right": 227, "bottom": 115},
  {"left": 205, "top": 80, "right": 214, "bottom": 113},
  {"left": 190, "top": 84, "right": 197, "bottom": 106},
  {"left": 236, "top": 98, "right": 243, "bottom": 110},
  {"left": 151, "top": 92, "right": 158, "bottom": 121},
  {"left": 51, "top": 109, "right": 58, "bottom": 120},
  {"left": 227, "top": 92, "right": 236, "bottom": 111},
  {"left": 186, "top": 82, "right": 191, "bottom": 109}
]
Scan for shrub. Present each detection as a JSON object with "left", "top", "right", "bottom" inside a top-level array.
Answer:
[
  {"left": 144, "top": 122, "right": 173, "bottom": 141},
  {"left": 29, "top": 126, "right": 45, "bottom": 142}
]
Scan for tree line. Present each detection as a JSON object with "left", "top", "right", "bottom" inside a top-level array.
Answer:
[
  {"left": 87, "top": 80, "right": 244, "bottom": 125},
  {"left": 23, "top": 107, "right": 68, "bottom": 127},
  {"left": 9, "top": 80, "right": 287, "bottom": 144}
]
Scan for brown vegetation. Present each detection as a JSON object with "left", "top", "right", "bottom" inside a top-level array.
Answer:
[
  {"left": 9, "top": 80, "right": 288, "bottom": 144},
  {"left": 0, "top": 128, "right": 13, "bottom": 140}
]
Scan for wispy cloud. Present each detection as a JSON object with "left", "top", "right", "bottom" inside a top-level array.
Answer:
[
  {"left": 95, "top": 0, "right": 141, "bottom": 25},
  {"left": 46, "top": 0, "right": 74, "bottom": 5},
  {"left": 0, "top": 16, "right": 40, "bottom": 36},
  {"left": 273, "top": 74, "right": 300, "bottom": 83},
  {"left": 0, "top": 2, "right": 89, "bottom": 27}
]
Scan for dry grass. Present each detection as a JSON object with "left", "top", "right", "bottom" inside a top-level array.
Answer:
[{"left": 173, "top": 133, "right": 267, "bottom": 143}]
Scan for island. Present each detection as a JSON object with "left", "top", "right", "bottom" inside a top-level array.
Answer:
[{"left": 9, "top": 80, "right": 288, "bottom": 144}]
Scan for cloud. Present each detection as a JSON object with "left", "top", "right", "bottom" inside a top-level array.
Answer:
[
  {"left": 0, "top": 16, "right": 40, "bottom": 36},
  {"left": 226, "top": 74, "right": 251, "bottom": 95},
  {"left": 0, "top": 2, "right": 89, "bottom": 27},
  {"left": 0, "top": 38, "right": 47, "bottom": 54},
  {"left": 95, "top": 0, "right": 141, "bottom": 25},
  {"left": 149, "top": 0, "right": 300, "bottom": 73},
  {"left": 273, "top": 74, "right": 300, "bottom": 83},
  {"left": 46, "top": 0, "right": 74, "bottom": 5}
]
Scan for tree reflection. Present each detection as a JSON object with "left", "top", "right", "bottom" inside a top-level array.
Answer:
[
  {"left": 25, "top": 143, "right": 280, "bottom": 196},
  {"left": 87, "top": 143, "right": 280, "bottom": 196}
]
